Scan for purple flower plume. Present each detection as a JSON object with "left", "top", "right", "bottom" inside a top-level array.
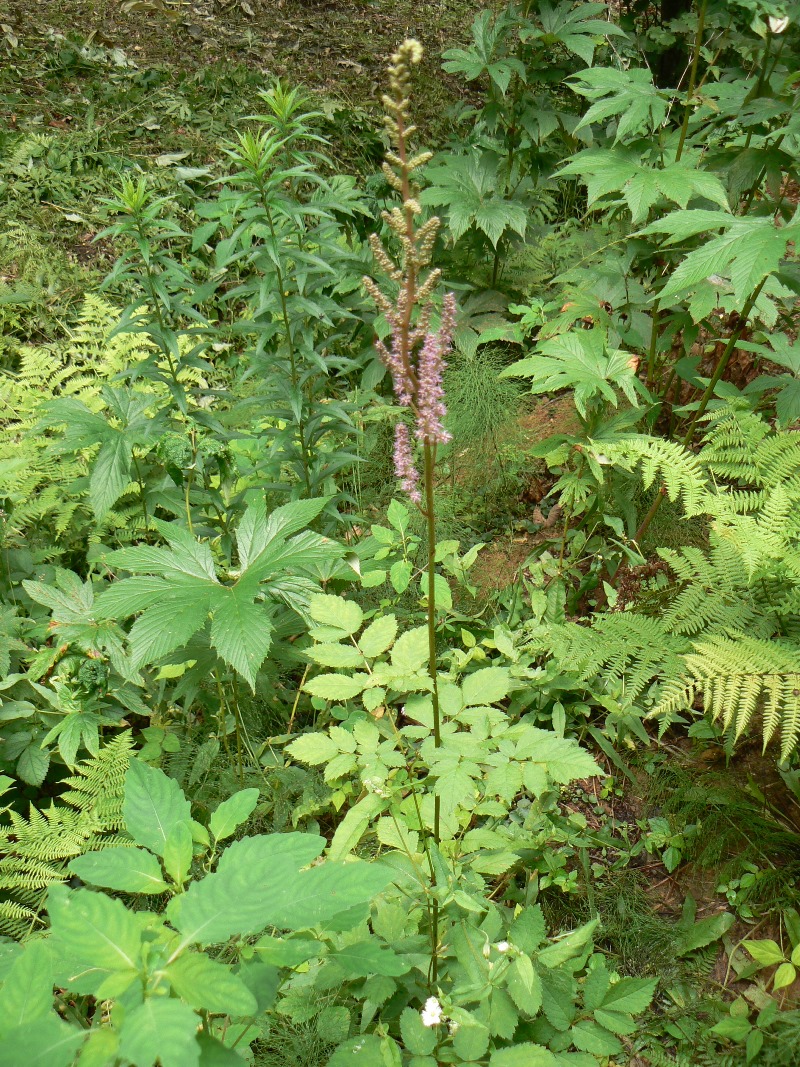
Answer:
[
  {"left": 393, "top": 422, "right": 421, "bottom": 503},
  {"left": 379, "top": 293, "right": 456, "bottom": 502}
]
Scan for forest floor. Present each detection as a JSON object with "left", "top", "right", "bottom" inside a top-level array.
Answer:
[{"left": 3, "top": 0, "right": 475, "bottom": 134}]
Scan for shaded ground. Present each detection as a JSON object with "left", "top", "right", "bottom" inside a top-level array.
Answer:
[{"left": 4, "top": 0, "right": 475, "bottom": 134}]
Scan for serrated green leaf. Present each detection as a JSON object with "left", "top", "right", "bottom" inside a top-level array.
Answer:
[
  {"left": 328, "top": 793, "right": 386, "bottom": 861},
  {"left": 309, "top": 595, "right": 363, "bottom": 634},
  {"left": 571, "top": 1019, "right": 622, "bottom": 1056},
  {"left": 462, "top": 667, "right": 510, "bottom": 706},
  {"left": 167, "top": 833, "right": 324, "bottom": 947},
  {"left": 400, "top": 1007, "right": 437, "bottom": 1056},
  {"left": 210, "top": 589, "right": 273, "bottom": 689},
  {"left": 506, "top": 954, "right": 542, "bottom": 1016},
  {"left": 306, "top": 643, "right": 364, "bottom": 668},
  {"left": 304, "top": 674, "right": 367, "bottom": 701},
  {"left": 163, "top": 821, "right": 193, "bottom": 887},
  {"left": 513, "top": 728, "right": 601, "bottom": 784},
  {"left": 599, "top": 976, "right": 658, "bottom": 1015},
  {"left": 359, "top": 614, "right": 398, "bottom": 657},
  {"left": 391, "top": 626, "right": 429, "bottom": 672},
  {"left": 390, "top": 559, "right": 413, "bottom": 593},
  {"left": 287, "top": 732, "right": 342, "bottom": 765},
  {"left": 332, "top": 940, "right": 410, "bottom": 978}
]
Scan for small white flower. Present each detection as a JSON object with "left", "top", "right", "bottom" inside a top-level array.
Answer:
[
  {"left": 482, "top": 942, "right": 491, "bottom": 958},
  {"left": 768, "top": 15, "right": 790, "bottom": 33},
  {"left": 421, "top": 997, "right": 443, "bottom": 1027},
  {"left": 448, "top": 1020, "right": 460, "bottom": 1035},
  {"left": 496, "top": 941, "right": 510, "bottom": 953}
]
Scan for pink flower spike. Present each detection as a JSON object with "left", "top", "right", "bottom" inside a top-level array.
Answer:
[
  {"left": 393, "top": 422, "right": 421, "bottom": 503},
  {"left": 414, "top": 297, "right": 456, "bottom": 445}
]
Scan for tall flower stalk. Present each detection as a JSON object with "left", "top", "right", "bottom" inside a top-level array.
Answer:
[{"left": 363, "top": 39, "right": 455, "bottom": 986}]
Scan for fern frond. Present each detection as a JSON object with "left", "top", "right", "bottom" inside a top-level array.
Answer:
[
  {"left": 0, "top": 733, "right": 133, "bottom": 938},
  {"left": 654, "top": 635, "right": 800, "bottom": 760},
  {"left": 601, "top": 436, "right": 708, "bottom": 517}
]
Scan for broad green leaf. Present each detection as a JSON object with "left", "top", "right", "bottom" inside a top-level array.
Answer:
[
  {"left": 462, "top": 667, "right": 510, "bottom": 707},
  {"left": 304, "top": 673, "right": 367, "bottom": 701},
  {"left": 488, "top": 1044, "right": 556, "bottom": 1066},
  {"left": 236, "top": 495, "right": 328, "bottom": 571},
  {"left": 309, "top": 594, "right": 363, "bottom": 634},
  {"left": 76, "top": 1029, "right": 119, "bottom": 1067},
  {"left": 16, "top": 744, "right": 49, "bottom": 787},
  {"left": 773, "top": 962, "right": 796, "bottom": 989},
  {"left": 118, "top": 999, "right": 200, "bottom": 1067},
  {"left": 327, "top": 1036, "right": 386, "bottom": 1065},
  {"left": 68, "top": 847, "right": 169, "bottom": 895},
  {"left": 123, "top": 758, "right": 192, "bottom": 857},
  {"left": 197, "top": 1034, "right": 248, "bottom": 1066},
  {"left": 287, "top": 732, "right": 342, "bottom": 765},
  {"left": 675, "top": 910, "right": 734, "bottom": 955},
  {"left": 90, "top": 433, "right": 131, "bottom": 520},
  {"left": 511, "top": 905, "right": 546, "bottom": 954},
  {"left": 389, "top": 559, "right": 413, "bottom": 593},
  {"left": 210, "top": 589, "right": 273, "bottom": 689},
  {"left": 744, "top": 939, "right": 785, "bottom": 967},
  {"left": 262, "top": 859, "right": 393, "bottom": 930},
  {"left": 166, "top": 952, "right": 258, "bottom": 1015},
  {"left": 359, "top": 614, "right": 398, "bottom": 658},
  {"left": 163, "top": 822, "right": 194, "bottom": 887},
  {"left": 572, "top": 67, "right": 666, "bottom": 142},
  {"left": 47, "top": 884, "right": 144, "bottom": 975},
  {"left": 0, "top": 1016, "right": 84, "bottom": 1067},
  {"left": 593, "top": 1007, "right": 638, "bottom": 1035},
  {"left": 331, "top": 940, "right": 410, "bottom": 978},
  {"left": 386, "top": 499, "right": 409, "bottom": 532},
  {"left": 168, "top": 834, "right": 324, "bottom": 947},
  {"left": 711, "top": 1015, "right": 753, "bottom": 1041},
  {"left": 254, "top": 935, "right": 322, "bottom": 967},
  {"left": 328, "top": 793, "right": 387, "bottom": 861},
  {"left": 210, "top": 788, "right": 260, "bottom": 842},
  {"left": 0, "top": 940, "right": 53, "bottom": 1035}
]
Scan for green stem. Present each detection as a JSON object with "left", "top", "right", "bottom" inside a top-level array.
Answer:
[
  {"left": 260, "top": 189, "right": 313, "bottom": 498},
  {"left": 423, "top": 441, "right": 441, "bottom": 985},
  {"left": 675, "top": 0, "right": 708, "bottom": 163},
  {"left": 646, "top": 303, "right": 660, "bottom": 390}
]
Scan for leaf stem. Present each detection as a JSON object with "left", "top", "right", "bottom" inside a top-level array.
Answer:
[{"left": 675, "top": 0, "right": 707, "bottom": 163}]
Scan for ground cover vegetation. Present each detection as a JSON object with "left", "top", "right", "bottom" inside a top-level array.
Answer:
[{"left": 1, "top": 0, "right": 800, "bottom": 1064}]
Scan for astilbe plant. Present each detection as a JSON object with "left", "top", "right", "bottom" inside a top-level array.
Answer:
[{"left": 363, "top": 38, "right": 457, "bottom": 979}]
